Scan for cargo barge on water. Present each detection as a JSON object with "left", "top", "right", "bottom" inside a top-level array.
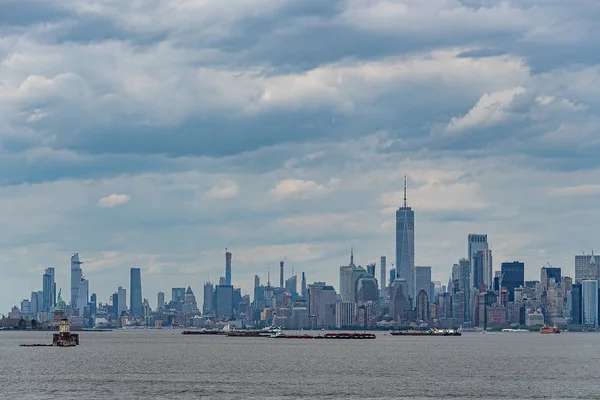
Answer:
[
  {"left": 268, "top": 332, "right": 376, "bottom": 339},
  {"left": 390, "top": 329, "right": 461, "bottom": 336}
]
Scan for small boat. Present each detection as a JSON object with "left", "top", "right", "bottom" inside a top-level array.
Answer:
[
  {"left": 502, "top": 328, "right": 529, "bottom": 332},
  {"left": 540, "top": 325, "right": 560, "bottom": 334}
]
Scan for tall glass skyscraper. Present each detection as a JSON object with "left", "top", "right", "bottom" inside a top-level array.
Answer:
[
  {"left": 582, "top": 280, "right": 598, "bottom": 326},
  {"left": 468, "top": 234, "right": 489, "bottom": 289},
  {"left": 70, "top": 253, "right": 83, "bottom": 310},
  {"left": 225, "top": 250, "right": 232, "bottom": 286},
  {"left": 396, "top": 176, "right": 415, "bottom": 302},
  {"left": 130, "top": 268, "right": 143, "bottom": 316},
  {"left": 501, "top": 261, "right": 525, "bottom": 302},
  {"left": 42, "top": 267, "right": 55, "bottom": 312}
]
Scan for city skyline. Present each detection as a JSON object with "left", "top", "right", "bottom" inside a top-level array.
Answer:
[{"left": 1, "top": 1, "right": 600, "bottom": 313}]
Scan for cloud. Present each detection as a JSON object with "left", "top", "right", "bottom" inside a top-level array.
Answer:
[
  {"left": 97, "top": 194, "right": 131, "bottom": 208},
  {"left": 269, "top": 178, "right": 341, "bottom": 200},
  {"left": 205, "top": 180, "right": 240, "bottom": 199},
  {"left": 446, "top": 86, "right": 526, "bottom": 133},
  {"left": 548, "top": 185, "right": 600, "bottom": 197}
]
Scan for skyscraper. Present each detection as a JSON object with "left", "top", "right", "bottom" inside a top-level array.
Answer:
[
  {"left": 117, "top": 286, "right": 127, "bottom": 316},
  {"left": 541, "top": 267, "right": 562, "bottom": 292},
  {"left": 415, "top": 266, "right": 432, "bottom": 301},
  {"left": 468, "top": 234, "right": 488, "bottom": 289},
  {"left": 396, "top": 176, "right": 415, "bottom": 302},
  {"left": 301, "top": 272, "right": 307, "bottom": 299},
  {"left": 203, "top": 282, "right": 213, "bottom": 314},
  {"left": 458, "top": 258, "right": 471, "bottom": 322},
  {"left": 575, "top": 252, "right": 598, "bottom": 283},
  {"left": 70, "top": 253, "right": 83, "bottom": 310},
  {"left": 215, "top": 285, "right": 234, "bottom": 318},
  {"left": 501, "top": 261, "right": 525, "bottom": 302},
  {"left": 285, "top": 275, "right": 298, "bottom": 295},
  {"left": 571, "top": 283, "right": 582, "bottom": 325},
  {"left": 254, "top": 275, "right": 260, "bottom": 288},
  {"left": 367, "top": 263, "right": 376, "bottom": 278},
  {"left": 225, "top": 250, "right": 232, "bottom": 286},
  {"left": 130, "top": 268, "right": 143, "bottom": 316},
  {"left": 582, "top": 280, "right": 598, "bottom": 326},
  {"left": 172, "top": 287, "right": 185, "bottom": 303},
  {"left": 42, "top": 267, "right": 55, "bottom": 312},
  {"left": 339, "top": 249, "right": 357, "bottom": 303},
  {"left": 279, "top": 260, "right": 285, "bottom": 288},
  {"left": 472, "top": 249, "right": 493, "bottom": 290},
  {"left": 380, "top": 256, "right": 387, "bottom": 298},
  {"left": 77, "top": 276, "right": 89, "bottom": 316},
  {"left": 157, "top": 291, "right": 165, "bottom": 311}
]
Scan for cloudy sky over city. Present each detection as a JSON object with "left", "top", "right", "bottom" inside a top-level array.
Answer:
[{"left": 1, "top": 0, "right": 599, "bottom": 311}]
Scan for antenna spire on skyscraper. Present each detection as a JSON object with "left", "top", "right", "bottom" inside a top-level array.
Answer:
[
  {"left": 350, "top": 245, "right": 355, "bottom": 266},
  {"left": 403, "top": 175, "right": 407, "bottom": 208}
]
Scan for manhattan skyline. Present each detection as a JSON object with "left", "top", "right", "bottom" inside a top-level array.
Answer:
[{"left": 1, "top": 1, "right": 600, "bottom": 312}]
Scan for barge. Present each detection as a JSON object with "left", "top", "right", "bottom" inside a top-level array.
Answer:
[
  {"left": 390, "top": 329, "right": 461, "bottom": 336},
  {"left": 268, "top": 332, "right": 376, "bottom": 339},
  {"left": 182, "top": 330, "right": 224, "bottom": 335}
]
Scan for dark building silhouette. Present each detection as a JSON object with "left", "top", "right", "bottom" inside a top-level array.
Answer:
[
  {"left": 571, "top": 283, "right": 582, "bottom": 324},
  {"left": 130, "top": 268, "right": 143, "bottom": 316},
  {"left": 501, "top": 261, "right": 525, "bottom": 302}
]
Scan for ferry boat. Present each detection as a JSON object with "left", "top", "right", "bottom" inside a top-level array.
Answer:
[{"left": 540, "top": 325, "right": 560, "bottom": 334}]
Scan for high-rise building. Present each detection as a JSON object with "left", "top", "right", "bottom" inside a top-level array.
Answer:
[
  {"left": 203, "top": 282, "right": 213, "bottom": 314},
  {"left": 501, "top": 262, "right": 525, "bottom": 302},
  {"left": 215, "top": 285, "right": 234, "bottom": 318},
  {"left": 472, "top": 249, "right": 493, "bottom": 290},
  {"left": 380, "top": 256, "right": 387, "bottom": 298},
  {"left": 339, "top": 249, "right": 357, "bottom": 303},
  {"left": 30, "top": 291, "right": 43, "bottom": 316},
  {"left": 575, "top": 252, "right": 599, "bottom": 283},
  {"left": 90, "top": 293, "right": 97, "bottom": 315},
  {"left": 367, "top": 263, "right": 376, "bottom": 278},
  {"left": 70, "top": 253, "right": 84, "bottom": 310},
  {"left": 458, "top": 258, "right": 471, "bottom": 323},
  {"left": 468, "top": 234, "right": 488, "bottom": 289},
  {"left": 285, "top": 275, "right": 298, "bottom": 295},
  {"left": 582, "top": 280, "right": 598, "bottom": 326},
  {"left": 301, "top": 272, "right": 307, "bottom": 299},
  {"left": 415, "top": 266, "right": 432, "bottom": 301},
  {"left": 396, "top": 176, "right": 415, "bottom": 302},
  {"left": 42, "top": 268, "right": 55, "bottom": 312},
  {"left": 157, "top": 291, "right": 165, "bottom": 310},
  {"left": 571, "top": 283, "right": 582, "bottom": 325},
  {"left": 77, "top": 277, "right": 89, "bottom": 316},
  {"left": 280, "top": 260, "right": 285, "bottom": 289},
  {"left": 172, "top": 287, "right": 185, "bottom": 303},
  {"left": 541, "top": 267, "right": 562, "bottom": 292},
  {"left": 254, "top": 275, "right": 260, "bottom": 288},
  {"left": 117, "top": 286, "right": 127, "bottom": 316},
  {"left": 112, "top": 292, "right": 119, "bottom": 317},
  {"left": 130, "top": 268, "right": 143, "bottom": 316},
  {"left": 335, "top": 302, "right": 358, "bottom": 328},
  {"left": 356, "top": 277, "right": 378, "bottom": 303},
  {"left": 307, "top": 282, "right": 336, "bottom": 328},
  {"left": 225, "top": 250, "right": 232, "bottom": 286}
]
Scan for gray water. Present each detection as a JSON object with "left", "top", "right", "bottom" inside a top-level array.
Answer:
[{"left": 1, "top": 330, "right": 600, "bottom": 399}]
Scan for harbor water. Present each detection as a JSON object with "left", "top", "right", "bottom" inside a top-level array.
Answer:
[{"left": 1, "top": 330, "right": 599, "bottom": 399}]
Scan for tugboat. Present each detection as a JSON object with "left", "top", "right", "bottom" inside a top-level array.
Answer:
[{"left": 540, "top": 325, "right": 560, "bottom": 334}]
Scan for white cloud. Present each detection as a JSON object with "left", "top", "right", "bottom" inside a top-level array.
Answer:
[
  {"left": 205, "top": 180, "right": 240, "bottom": 199},
  {"left": 446, "top": 86, "right": 526, "bottom": 133},
  {"left": 548, "top": 185, "right": 600, "bottom": 197},
  {"left": 269, "top": 178, "right": 341, "bottom": 200},
  {"left": 97, "top": 194, "right": 131, "bottom": 208}
]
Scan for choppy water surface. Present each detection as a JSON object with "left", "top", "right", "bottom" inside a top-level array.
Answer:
[{"left": 1, "top": 330, "right": 599, "bottom": 399}]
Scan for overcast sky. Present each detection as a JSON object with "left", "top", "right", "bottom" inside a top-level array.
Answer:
[{"left": 1, "top": 0, "right": 599, "bottom": 312}]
